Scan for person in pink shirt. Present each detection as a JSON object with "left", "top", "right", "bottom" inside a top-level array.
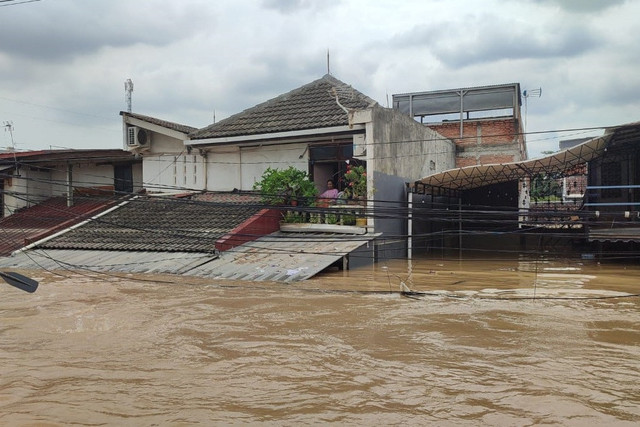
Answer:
[{"left": 318, "top": 179, "right": 339, "bottom": 207}]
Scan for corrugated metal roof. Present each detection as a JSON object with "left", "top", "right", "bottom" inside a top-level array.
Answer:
[
  {"left": 0, "top": 230, "right": 378, "bottom": 282},
  {"left": 185, "top": 230, "right": 378, "bottom": 282},
  {"left": 0, "top": 196, "right": 122, "bottom": 256},
  {"left": 0, "top": 249, "right": 217, "bottom": 275}
]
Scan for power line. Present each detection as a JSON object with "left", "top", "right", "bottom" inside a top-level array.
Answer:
[{"left": 0, "top": 0, "right": 41, "bottom": 6}]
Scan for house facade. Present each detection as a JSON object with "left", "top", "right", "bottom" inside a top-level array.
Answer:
[
  {"left": 121, "top": 74, "right": 456, "bottom": 261},
  {"left": 0, "top": 149, "right": 141, "bottom": 217}
]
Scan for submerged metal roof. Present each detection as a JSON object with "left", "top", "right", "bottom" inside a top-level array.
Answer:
[
  {"left": 0, "top": 230, "right": 378, "bottom": 282},
  {"left": 185, "top": 230, "right": 378, "bottom": 282}
]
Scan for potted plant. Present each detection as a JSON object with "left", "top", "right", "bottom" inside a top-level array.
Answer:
[
  {"left": 343, "top": 164, "right": 367, "bottom": 200},
  {"left": 253, "top": 166, "right": 318, "bottom": 206}
]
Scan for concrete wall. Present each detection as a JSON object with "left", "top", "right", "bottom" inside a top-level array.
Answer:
[
  {"left": 368, "top": 106, "right": 456, "bottom": 181},
  {"left": 355, "top": 106, "right": 456, "bottom": 261},
  {"left": 132, "top": 162, "right": 143, "bottom": 193}
]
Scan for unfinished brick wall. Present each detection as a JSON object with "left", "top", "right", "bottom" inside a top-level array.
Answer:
[{"left": 429, "top": 118, "right": 525, "bottom": 168}]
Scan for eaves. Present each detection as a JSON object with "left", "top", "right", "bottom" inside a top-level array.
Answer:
[
  {"left": 185, "top": 124, "right": 366, "bottom": 148},
  {"left": 124, "top": 116, "right": 193, "bottom": 141}
]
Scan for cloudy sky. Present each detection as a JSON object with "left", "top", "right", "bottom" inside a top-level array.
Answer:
[{"left": 0, "top": 0, "right": 638, "bottom": 157}]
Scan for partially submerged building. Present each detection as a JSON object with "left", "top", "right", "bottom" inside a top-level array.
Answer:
[
  {"left": 121, "top": 74, "right": 456, "bottom": 263},
  {"left": 0, "top": 149, "right": 141, "bottom": 217}
]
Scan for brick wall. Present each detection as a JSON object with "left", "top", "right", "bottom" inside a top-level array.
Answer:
[
  {"left": 430, "top": 118, "right": 525, "bottom": 167},
  {"left": 215, "top": 208, "right": 282, "bottom": 252}
]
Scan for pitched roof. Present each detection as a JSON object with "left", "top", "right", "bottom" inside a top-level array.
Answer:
[
  {"left": 120, "top": 111, "right": 198, "bottom": 134},
  {"left": 190, "top": 74, "right": 377, "bottom": 140}
]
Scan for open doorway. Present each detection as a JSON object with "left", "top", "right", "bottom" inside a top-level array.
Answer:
[{"left": 309, "top": 143, "right": 365, "bottom": 195}]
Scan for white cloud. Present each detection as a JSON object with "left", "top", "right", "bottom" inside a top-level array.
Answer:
[{"left": 0, "top": 0, "right": 638, "bottom": 157}]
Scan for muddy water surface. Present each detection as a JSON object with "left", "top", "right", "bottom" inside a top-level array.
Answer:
[{"left": 1, "top": 258, "right": 639, "bottom": 425}]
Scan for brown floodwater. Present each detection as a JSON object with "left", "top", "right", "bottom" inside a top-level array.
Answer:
[{"left": 1, "top": 257, "right": 639, "bottom": 425}]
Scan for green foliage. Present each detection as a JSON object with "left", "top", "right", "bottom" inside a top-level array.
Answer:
[
  {"left": 343, "top": 164, "right": 367, "bottom": 198},
  {"left": 282, "top": 210, "right": 304, "bottom": 223},
  {"left": 342, "top": 213, "right": 356, "bottom": 225},
  {"left": 531, "top": 174, "right": 561, "bottom": 201},
  {"left": 325, "top": 213, "right": 338, "bottom": 225},
  {"left": 253, "top": 166, "right": 318, "bottom": 205}
]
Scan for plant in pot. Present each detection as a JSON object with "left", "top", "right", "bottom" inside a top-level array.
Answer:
[
  {"left": 253, "top": 166, "right": 318, "bottom": 206},
  {"left": 253, "top": 167, "right": 318, "bottom": 223},
  {"left": 343, "top": 164, "right": 367, "bottom": 201}
]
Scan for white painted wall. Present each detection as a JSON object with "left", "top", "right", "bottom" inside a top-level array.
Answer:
[
  {"left": 206, "top": 147, "right": 240, "bottom": 191},
  {"left": 142, "top": 153, "right": 206, "bottom": 192},
  {"left": 204, "top": 143, "right": 308, "bottom": 191},
  {"left": 239, "top": 143, "right": 307, "bottom": 191}
]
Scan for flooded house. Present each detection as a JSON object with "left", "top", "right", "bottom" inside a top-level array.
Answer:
[{"left": 121, "top": 74, "right": 456, "bottom": 267}]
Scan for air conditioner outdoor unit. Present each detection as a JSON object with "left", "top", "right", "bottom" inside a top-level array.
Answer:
[{"left": 127, "top": 126, "right": 150, "bottom": 148}]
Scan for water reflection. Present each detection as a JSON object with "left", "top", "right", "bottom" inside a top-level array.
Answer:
[{"left": 1, "top": 257, "right": 639, "bottom": 425}]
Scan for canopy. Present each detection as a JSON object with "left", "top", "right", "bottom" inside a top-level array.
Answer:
[{"left": 415, "top": 134, "right": 608, "bottom": 191}]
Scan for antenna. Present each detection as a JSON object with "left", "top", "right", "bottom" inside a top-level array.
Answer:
[
  {"left": 3, "top": 121, "right": 15, "bottom": 149},
  {"left": 124, "top": 79, "right": 134, "bottom": 113},
  {"left": 522, "top": 87, "right": 542, "bottom": 132},
  {"left": 327, "top": 49, "right": 330, "bottom": 75}
]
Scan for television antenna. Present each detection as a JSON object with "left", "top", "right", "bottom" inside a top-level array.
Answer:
[
  {"left": 3, "top": 121, "right": 15, "bottom": 149},
  {"left": 522, "top": 87, "right": 542, "bottom": 132}
]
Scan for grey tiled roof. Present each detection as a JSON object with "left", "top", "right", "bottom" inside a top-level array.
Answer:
[
  {"left": 37, "top": 194, "right": 263, "bottom": 253},
  {"left": 189, "top": 74, "right": 377, "bottom": 140},
  {"left": 120, "top": 111, "right": 198, "bottom": 134}
]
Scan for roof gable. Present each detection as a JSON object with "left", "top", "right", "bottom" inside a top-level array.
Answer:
[
  {"left": 190, "top": 74, "right": 377, "bottom": 141},
  {"left": 120, "top": 111, "right": 198, "bottom": 134}
]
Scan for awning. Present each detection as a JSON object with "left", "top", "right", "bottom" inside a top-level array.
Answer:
[{"left": 416, "top": 133, "right": 609, "bottom": 191}]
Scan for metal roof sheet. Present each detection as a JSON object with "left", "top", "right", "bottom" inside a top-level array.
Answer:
[
  {"left": 0, "top": 230, "right": 378, "bottom": 282},
  {"left": 185, "top": 230, "right": 379, "bottom": 282}
]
